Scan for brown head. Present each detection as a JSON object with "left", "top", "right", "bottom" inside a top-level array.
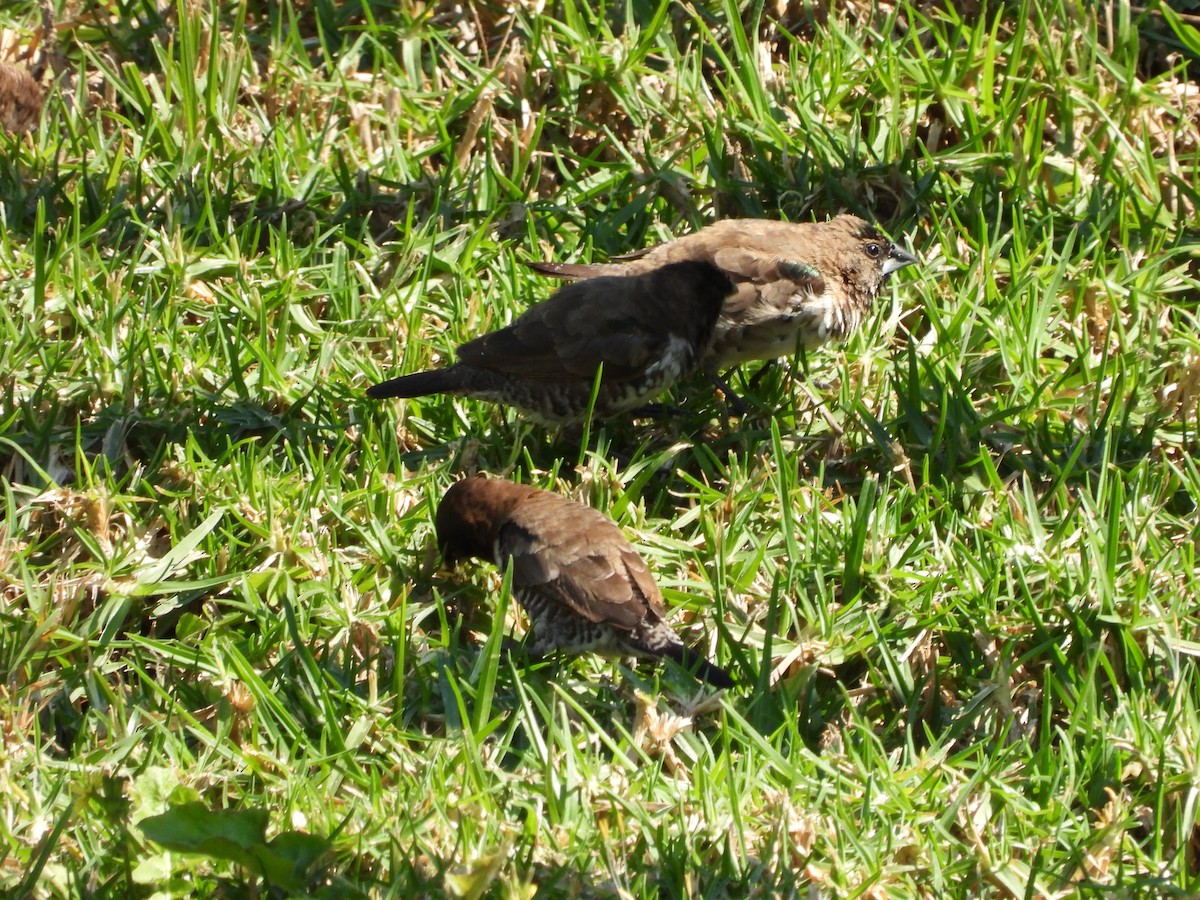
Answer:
[
  {"left": 436, "top": 476, "right": 534, "bottom": 566},
  {"left": 824, "top": 215, "right": 918, "bottom": 304}
]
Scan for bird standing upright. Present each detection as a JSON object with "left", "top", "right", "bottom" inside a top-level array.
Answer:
[
  {"left": 368, "top": 260, "right": 735, "bottom": 425},
  {"left": 528, "top": 214, "right": 918, "bottom": 375},
  {"left": 435, "top": 476, "right": 736, "bottom": 689}
]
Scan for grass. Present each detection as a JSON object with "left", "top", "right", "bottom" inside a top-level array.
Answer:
[{"left": 2, "top": 0, "right": 1200, "bottom": 896}]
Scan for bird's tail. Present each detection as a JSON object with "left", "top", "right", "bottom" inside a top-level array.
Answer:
[
  {"left": 526, "top": 260, "right": 618, "bottom": 280},
  {"left": 366, "top": 367, "right": 465, "bottom": 400},
  {"left": 664, "top": 644, "right": 736, "bottom": 689}
]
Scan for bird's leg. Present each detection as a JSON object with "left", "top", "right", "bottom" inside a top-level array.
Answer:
[
  {"left": 521, "top": 627, "right": 556, "bottom": 661},
  {"left": 797, "top": 381, "right": 844, "bottom": 437},
  {"left": 744, "top": 360, "right": 778, "bottom": 391},
  {"left": 513, "top": 631, "right": 570, "bottom": 678},
  {"left": 705, "top": 368, "right": 750, "bottom": 416},
  {"left": 778, "top": 350, "right": 833, "bottom": 393},
  {"left": 499, "top": 635, "right": 527, "bottom": 657},
  {"left": 499, "top": 632, "right": 553, "bottom": 669}
]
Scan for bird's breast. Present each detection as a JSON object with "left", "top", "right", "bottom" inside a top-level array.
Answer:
[{"left": 706, "top": 288, "right": 862, "bottom": 367}]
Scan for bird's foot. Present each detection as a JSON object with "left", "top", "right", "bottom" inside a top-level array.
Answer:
[
  {"left": 744, "top": 360, "right": 777, "bottom": 391},
  {"left": 704, "top": 369, "right": 751, "bottom": 417}
]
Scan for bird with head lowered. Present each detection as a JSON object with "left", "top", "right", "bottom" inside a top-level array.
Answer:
[{"left": 435, "top": 476, "right": 737, "bottom": 689}]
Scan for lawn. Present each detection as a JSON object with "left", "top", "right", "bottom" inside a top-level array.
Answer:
[{"left": 2, "top": 0, "right": 1200, "bottom": 896}]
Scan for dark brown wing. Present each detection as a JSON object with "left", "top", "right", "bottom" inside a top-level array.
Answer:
[
  {"left": 497, "top": 496, "right": 663, "bottom": 632},
  {"left": 711, "top": 248, "right": 826, "bottom": 317},
  {"left": 456, "top": 278, "right": 661, "bottom": 382},
  {"left": 458, "top": 263, "right": 732, "bottom": 383},
  {"left": 621, "top": 219, "right": 831, "bottom": 273},
  {"left": 528, "top": 221, "right": 826, "bottom": 310},
  {"left": 712, "top": 249, "right": 825, "bottom": 292}
]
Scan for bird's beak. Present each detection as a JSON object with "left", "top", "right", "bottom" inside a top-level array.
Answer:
[{"left": 882, "top": 245, "right": 918, "bottom": 277}]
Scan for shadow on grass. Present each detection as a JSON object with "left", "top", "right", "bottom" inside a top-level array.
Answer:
[{"left": 1, "top": 388, "right": 339, "bottom": 486}]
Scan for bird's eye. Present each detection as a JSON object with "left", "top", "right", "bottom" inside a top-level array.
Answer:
[{"left": 864, "top": 243, "right": 882, "bottom": 258}]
